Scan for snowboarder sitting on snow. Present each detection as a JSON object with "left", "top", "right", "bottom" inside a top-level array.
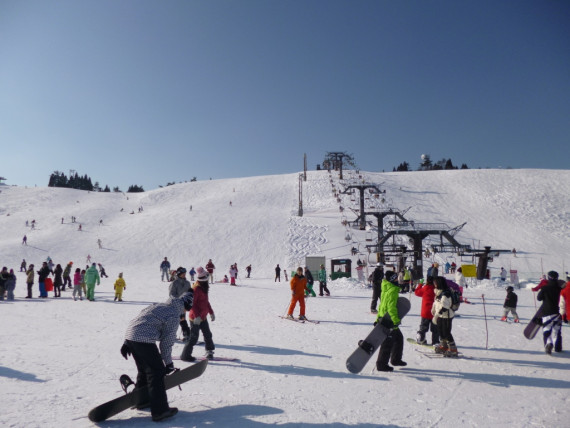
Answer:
[
  {"left": 286, "top": 267, "right": 309, "bottom": 320},
  {"left": 501, "top": 286, "right": 519, "bottom": 322},
  {"left": 432, "top": 276, "right": 459, "bottom": 357},
  {"left": 537, "top": 271, "right": 564, "bottom": 354},
  {"left": 120, "top": 292, "right": 194, "bottom": 422},
  {"left": 114, "top": 272, "right": 126, "bottom": 301},
  {"left": 374, "top": 271, "right": 407, "bottom": 372},
  {"left": 414, "top": 276, "right": 439, "bottom": 345},
  {"left": 180, "top": 267, "right": 215, "bottom": 361}
]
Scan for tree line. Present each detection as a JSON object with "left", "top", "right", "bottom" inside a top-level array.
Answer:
[
  {"left": 393, "top": 155, "right": 468, "bottom": 172},
  {"left": 48, "top": 171, "right": 144, "bottom": 193}
]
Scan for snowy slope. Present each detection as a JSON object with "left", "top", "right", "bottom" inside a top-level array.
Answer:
[{"left": 0, "top": 169, "right": 569, "bottom": 428}]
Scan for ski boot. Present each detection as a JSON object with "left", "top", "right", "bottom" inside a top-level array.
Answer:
[{"left": 205, "top": 350, "right": 214, "bottom": 360}]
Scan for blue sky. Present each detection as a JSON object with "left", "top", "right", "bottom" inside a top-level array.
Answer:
[{"left": 1, "top": 0, "right": 568, "bottom": 190}]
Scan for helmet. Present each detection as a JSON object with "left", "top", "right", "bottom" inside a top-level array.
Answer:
[
  {"left": 176, "top": 267, "right": 187, "bottom": 276},
  {"left": 376, "top": 262, "right": 382, "bottom": 267},
  {"left": 547, "top": 270, "right": 559, "bottom": 280}
]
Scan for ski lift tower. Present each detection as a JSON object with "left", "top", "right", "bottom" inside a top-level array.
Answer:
[
  {"left": 323, "top": 152, "right": 354, "bottom": 180},
  {"left": 341, "top": 183, "right": 383, "bottom": 230}
]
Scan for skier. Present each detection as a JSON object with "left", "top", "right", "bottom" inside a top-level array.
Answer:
[
  {"left": 374, "top": 271, "right": 407, "bottom": 371},
  {"left": 160, "top": 257, "right": 171, "bottom": 282},
  {"left": 500, "top": 286, "right": 519, "bottom": 322},
  {"left": 432, "top": 276, "right": 459, "bottom": 357},
  {"left": 205, "top": 259, "right": 215, "bottom": 284},
  {"left": 20, "top": 259, "right": 26, "bottom": 272},
  {"left": 304, "top": 267, "right": 316, "bottom": 297},
  {"left": 537, "top": 271, "right": 563, "bottom": 354},
  {"left": 62, "top": 262, "right": 73, "bottom": 290},
  {"left": 246, "top": 264, "right": 252, "bottom": 278},
  {"left": 180, "top": 267, "right": 215, "bottom": 361},
  {"left": 275, "top": 264, "right": 281, "bottom": 282},
  {"left": 114, "top": 272, "right": 126, "bottom": 301},
  {"left": 85, "top": 263, "right": 101, "bottom": 301},
  {"left": 500, "top": 267, "right": 507, "bottom": 282},
  {"left": 318, "top": 264, "right": 330, "bottom": 296},
  {"left": 169, "top": 267, "right": 192, "bottom": 341},
  {"left": 22, "top": 235, "right": 27, "bottom": 245},
  {"left": 98, "top": 263, "right": 109, "bottom": 278},
  {"left": 229, "top": 264, "right": 238, "bottom": 286},
  {"left": 189, "top": 267, "right": 196, "bottom": 282},
  {"left": 414, "top": 276, "right": 439, "bottom": 345},
  {"left": 72, "top": 268, "right": 83, "bottom": 301},
  {"left": 120, "top": 292, "right": 194, "bottom": 422},
  {"left": 370, "top": 263, "right": 384, "bottom": 314},
  {"left": 285, "top": 267, "right": 309, "bottom": 320},
  {"left": 97, "top": 238, "right": 102, "bottom": 249}
]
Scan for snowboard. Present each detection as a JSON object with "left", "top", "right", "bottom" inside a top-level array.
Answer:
[
  {"left": 346, "top": 297, "right": 411, "bottom": 374},
  {"left": 87, "top": 359, "right": 208, "bottom": 422},
  {"left": 524, "top": 305, "right": 543, "bottom": 340},
  {"left": 406, "top": 337, "right": 434, "bottom": 349}
]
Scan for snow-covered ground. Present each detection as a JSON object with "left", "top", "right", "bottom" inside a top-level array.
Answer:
[{"left": 1, "top": 168, "right": 569, "bottom": 427}]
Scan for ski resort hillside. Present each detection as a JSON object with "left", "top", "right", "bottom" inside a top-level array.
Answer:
[{"left": 1, "top": 168, "right": 569, "bottom": 427}]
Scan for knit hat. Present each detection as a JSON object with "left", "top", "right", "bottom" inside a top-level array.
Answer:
[
  {"left": 385, "top": 271, "right": 398, "bottom": 283},
  {"left": 196, "top": 266, "right": 209, "bottom": 281},
  {"left": 547, "top": 270, "right": 559, "bottom": 280}
]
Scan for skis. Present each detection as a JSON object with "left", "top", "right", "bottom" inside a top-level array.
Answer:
[
  {"left": 278, "top": 315, "right": 320, "bottom": 324},
  {"left": 172, "top": 356, "right": 239, "bottom": 362},
  {"left": 414, "top": 348, "right": 472, "bottom": 359}
]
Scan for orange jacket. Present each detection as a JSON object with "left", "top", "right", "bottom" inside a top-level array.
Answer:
[{"left": 290, "top": 274, "right": 308, "bottom": 297}]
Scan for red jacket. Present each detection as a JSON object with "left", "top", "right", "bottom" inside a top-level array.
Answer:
[
  {"left": 560, "top": 281, "right": 570, "bottom": 319},
  {"left": 532, "top": 278, "right": 548, "bottom": 292},
  {"left": 189, "top": 283, "right": 213, "bottom": 320},
  {"left": 415, "top": 282, "right": 436, "bottom": 319}
]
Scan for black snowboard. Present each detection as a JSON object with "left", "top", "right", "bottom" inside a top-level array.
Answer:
[
  {"left": 524, "top": 305, "right": 543, "bottom": 340},
  {"left": 346, "top": 297, "right": 411, "bottom": 374},
  {"left": 88, "top": 359, "right": 208, "bottom": 422}
]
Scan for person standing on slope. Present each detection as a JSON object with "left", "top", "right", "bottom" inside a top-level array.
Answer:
[
  {"left": 318, "top": 264, "right": 330, "bottom": 296},
  {"left": 304, "top": 267, "right": 316, "bottom": 297},
  {"left": 375, "top": 271, "right": 407, "bottom": 371},
  {"left": 62, "top": 262, "right": 73, "bottom": 290},
  {"left": 160, "top": 257, "right": 171, "bottom": 282},
  {"left": 414, "top": 276, "right": 439, "bottom": 345},
  {"left": 432, "top": 276, "right": 458, "bottom": 357},
  {"left": 205, "top": 259, "right": 215, "bottom": 284},
  {"left": 275, "top": 264, "right": 281, "bottom": 282},
  {"left": 560, "top": 273, "right": 570, "bottom": 324},
  {"left": 120, "top": 292, "right": 194, "bottom": 422},
  {"left": 370, "top": 263, "right": 384, "bottom": 314},
  {"left": 85, "top": 263, "right": 101, "bottom": 301},
  {"left": 169, "top": 267, "right": 192, "bottom": 341},
  {"left": 180, "top": 267, "right": 216, "bottom": 361},
  {"left": 537, "top": 271, "right": 564, "bottom": 354},
  {"left": 286, "top": 267, "right": 309, "bottom": 321}
]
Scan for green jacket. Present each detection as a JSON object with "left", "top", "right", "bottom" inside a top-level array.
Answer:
[
  {"left": 85, "top": 266, "right": 100, "bottom": 286},
  {"left": 376, "top": 278, "right": 400, "bottom": 326},
  {"left": 318, "top": 268, "right": 327, "bottom": 283}
]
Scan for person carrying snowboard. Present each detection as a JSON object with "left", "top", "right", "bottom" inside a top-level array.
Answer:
[
  {"left": 286, "top": 267, "right": 309, "bottom": 320},
  {"left": 414, "top": 276, "right": 439, "bottom": 345},
  {"left": 432, "top": 276, "right": 459, "bottom": 357},
  {"left": 501, "top": 286, "right": 520, "bottom": 322},
  {"left": 374, "top": 271, "right": 407, "bottom": 371},
  {"left": 318, "top": 264, "right": 330, "bottom": 296},
  {"left": 537, "top": 271, "right": 563, "bottom": 354},
  {"left": 120, "top": 292, "right": 194, "bottom": 422},
  {"left": 180, "top": 267, "right": 216, "bottom": 361},
  {"left": 304, "top": 267, "right": 316, "bottom": 297}
]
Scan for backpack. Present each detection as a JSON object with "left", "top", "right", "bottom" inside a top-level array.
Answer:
[{"left": 450, "top": 289, "right": 461, "bottom": 311}]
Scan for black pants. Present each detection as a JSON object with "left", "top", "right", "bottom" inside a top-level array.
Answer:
[
  {"left": 63, "top": 276, "right": 71, "bottom": 289},
  {"left": 319, "top": 281, "right": 330, "bottom": 296},
  {"left": 180, "top": 320, "right": 215, "bottom": 360},
  {"left": 376, "top": 327, "right": 404, "bottom": 366},
  {"left": 27, "top": 283, "right": 33, "bottom": 298},
  {"left": 370, "top": 283, "right": 381, "bottom": 311},
  {"left": 417, "top": 317, "right": 439, "bottom": 344},
  {"left": 125, "top": 340, "right": 169, "bottom": 417},
  {"left": 437, "top": 317, "right": 455, "bottom": 344}
]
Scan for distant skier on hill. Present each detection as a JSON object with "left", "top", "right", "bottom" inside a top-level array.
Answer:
[
  {"left": 160, "top": 257, "right": 171, "bottom": 282},
  {"left": 274, "top": 264, "right": 281, "bottom": 282},
  {"left": 205, "top": 259, "right": 215, "bottom": 284}
]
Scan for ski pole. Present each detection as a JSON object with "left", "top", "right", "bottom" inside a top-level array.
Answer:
[
  {"left": 481, "top": 294, "right": 489, "bottom": 350},
  {"left": 533, "top": 290, "right": 537, "bottom": 311}
]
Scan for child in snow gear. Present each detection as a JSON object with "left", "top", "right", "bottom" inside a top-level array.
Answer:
[
  {"left": 72, "top": 268, "right": 83, "bottom": 300},
  {"left": 62, "top": 262, "right": 72, "bottom": 290},
  {"left": 286, "top": 267, "right": 309, "bottom": 320},
  {"left": 318, "top": 265, "right": 330, "bottom": 296},
  {"left": 304, "top": 267, "right": 316, "bottom": 297},
  {"left": 432, "top": 276, "right": 458, "bottom": 357},
  {"left": 114, "top": 273, "right": 126, "bottom": 301},
  {"left": 374, "top": 271, "right": 407, "bottom": 371},
  {"left": 414, "top": 276, "right": 439, "bottom": 345},
  {"left": 121, "top": 292, "right": 193, "bottom": 422},
  {"left": 537, "top": 271, "right": 563, "bottom": 354},
  {"left": 180, "top": 267, "right": 215, "bottom": 361},
  {"left": 501, "top": 286, "right": 519, "bottom": 322}
]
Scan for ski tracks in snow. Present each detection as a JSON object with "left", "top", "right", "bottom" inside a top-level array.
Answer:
[{"left": 286, "top": 216, "right": 328, "bottom": 268}]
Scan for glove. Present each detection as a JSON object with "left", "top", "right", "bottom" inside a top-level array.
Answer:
[
  {"left": 193, "top": 317, "right": 202, "bottom": 326},
  {"left": 563, "top": 314, "right": 568, "bottom": 324},
  {"left": 120, "top": 341, "right": 131, "bottom": 360},
  {"left": 165, "top": 363, "right": 175, "bottom": 374},
  {"left": 392, "top": 323, "right": 400, "bottom": 331},
  {"left": 210, "top": 313, "right": 215, "bottom": 322}
]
